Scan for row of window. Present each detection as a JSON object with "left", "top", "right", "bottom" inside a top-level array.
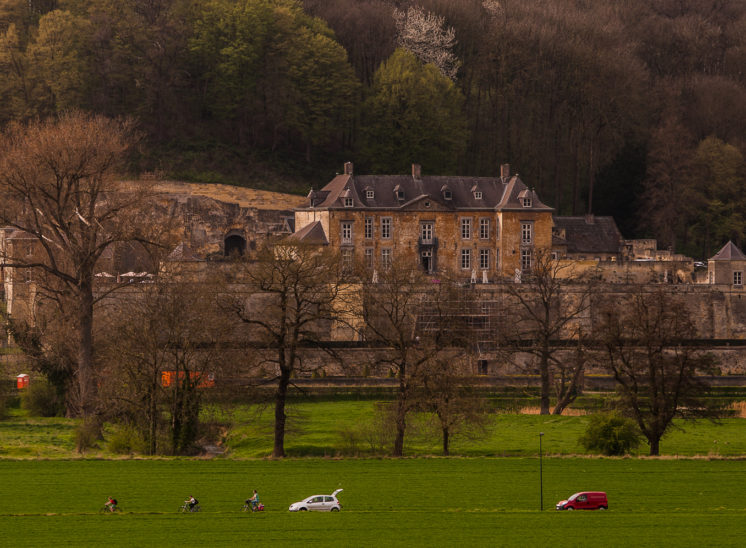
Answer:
[
  {"left": 346, "top": 246, "right": 533, "bottom": 273},
  {"left": 342, "top": 219, "right": 534, "bottom": 244},
  {"left": 349, "top": 190, "right": 533, "bottom": 206}
]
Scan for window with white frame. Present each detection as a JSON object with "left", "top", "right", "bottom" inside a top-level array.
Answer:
[
  {"left": 341, "top": 248, "right": 353, "bottom": 270},
  {"left": 479, "top": 249, "right": 490, "bottom": 269},
  {"left": 381, "top": 217, "right": 392, "bottom": 239},
  {"left": 381, "top": 248, "right": 392, "bottom": 268},
  {"left": 461, "top": 218, "right": 472, "bottom": 239},
  {"left": 364, "top": 248, "right": 374, "bottom": 268},
  {"left": 479, "top": 218, "right": 490, "bottom": 239},
  {"left": 421, "top": 222, "right": 433, "bottom": 244},
  {"left": 460, "top": 249, "right": 471, "bottom": 270},
  {"left": 364, "top": 217, "right": 373, "bottom": 239},
  {"left": 521, "top": 248, "right": 532, "bottom": 272},
  {"left": 344, "top": 197, "right": 353, "bottom": 207},
  {"left": 735, "top": 271, "right": 743, "bottom": 285},
  {"left": 521, "top": 222, "right": 533, "bottom": 244},
  {"left": 366, "top": 189, "right": 374, "bottom": 199},
  {"left": 522, "top": 197, "right": 532, "bottom": 207},
  {"left": 474, "top": 191, "right": 482, "bottom": 200},
  {"left": 341, "top": 221, "right": 353, "bottom": 244}
]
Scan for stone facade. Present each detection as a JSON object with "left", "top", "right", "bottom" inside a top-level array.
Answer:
[
  {"left": 707, "top": 241, "right": 746, "bottom": 286},
  {"left": 294, "top": 163, "right": 555, "bottom": 280},
  {"left": 0, "top": 181, "right": 306, "bottom": 326}
]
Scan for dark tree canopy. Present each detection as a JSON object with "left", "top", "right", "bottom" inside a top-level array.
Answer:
[{"left": 1, "top": 0, "right": 746, "bottom": 256}]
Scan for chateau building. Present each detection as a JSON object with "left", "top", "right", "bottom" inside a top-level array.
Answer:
[
  {"left": 708, "top": 241, "right": 746, "bottom": 286},
  {"left": 293, "top": 162, "right": 554, "bottom": 279}
]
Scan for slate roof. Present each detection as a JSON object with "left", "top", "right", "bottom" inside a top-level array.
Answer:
[
  {"left": 289, "top": 220, "right": 329, "bottom": 245},
  {"left": 710, "top": 241, "right": 746, "bottom": 261},
  {"left": 552, "top": 216, "right": 623, "bottom": 255},
  {"left": 303, "top": 172, "right": 552, "bottom": 212}
]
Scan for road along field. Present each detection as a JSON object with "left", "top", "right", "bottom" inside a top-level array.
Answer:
[{"left": 1, "top": 458, "right": 745, "bottom": 546}]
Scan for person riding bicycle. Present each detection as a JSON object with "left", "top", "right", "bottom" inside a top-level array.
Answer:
[
  {"left": 105, "top": 496, "right": 118, "bottom": 512},
  {"left": 186, "top": 495, "right": 198, "bottom": 511},
  {"left": 246, "top": 490, "right": 259, "bottom": 511}
]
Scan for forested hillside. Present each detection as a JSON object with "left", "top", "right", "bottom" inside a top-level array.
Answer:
[{"left": 2, "top": 0, "right": 746, "bottom": 258}]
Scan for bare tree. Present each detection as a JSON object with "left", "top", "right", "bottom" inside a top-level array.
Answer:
[
  {"left": 502, "top": 249, "right": 597, "bottom": 415},
  {"left": 226, "top": 242, "right": 347, "bottom": 458},
  {"left": 415, "top": 352, "right": 489, "bottom": 456},
  {"left": 0, "top": 112, "right": 152, "bottom": 418},
  {"left": 361, "top": 261, "right": 468, "bottom": 456},
  {"left": 596, "top": 286, "right": 720, "bottom": 456},
  {"left": 100, "top": 267, "right": 230, "bottom": 455}
]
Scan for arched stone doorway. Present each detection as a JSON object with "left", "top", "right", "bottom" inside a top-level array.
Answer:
[{"left": 224, "top": 232, "right": 247, "bottom": 257}]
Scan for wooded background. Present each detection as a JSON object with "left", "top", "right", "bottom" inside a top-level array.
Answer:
[{"left": 2, "top": 0, "right": 746, "bottom": 259}]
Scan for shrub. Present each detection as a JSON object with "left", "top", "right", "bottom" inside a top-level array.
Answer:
[
  {"left": 107, "top": 424, "right": 148, "bottom": 455},
  {"left": 75, "top": 420, "right": 102, "bottom": 453},
  {"left": 580, "top": 413, "right": 642, "bottom": 456},
  {"left": 20, "top": 381, "right": 62, "bottom": 417}
]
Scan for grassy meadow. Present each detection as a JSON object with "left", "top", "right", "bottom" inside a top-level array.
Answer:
[
  {"left": 2, "top": 397, "right": 746, "bottom": 546},
  {"left": 2, "top": 400, "right": 746, "bottom": 459},
  {"left": 1, "top": 458, "right": 746, "bottom": 546}
]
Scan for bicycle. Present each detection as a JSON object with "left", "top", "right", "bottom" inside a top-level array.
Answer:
[
  {"left": 242, "top": 502, "right": 264, "bottom": 512},
  {"left": 179, "top": 503, "right": 201, "bottom": 513},
  {"left": 99, "top": 505, "right": 120, "bottom": 513}
]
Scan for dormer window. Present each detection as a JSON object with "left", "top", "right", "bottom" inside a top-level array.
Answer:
[
  {"left": 341, "top": 188, "right": 353, "bottom": 207},
  {"left": 444, "top": 190, "right": 452, "bottom": 199},
  {"left": 394, "top": 184, "right": 405, "bottom": 201},
  {"left": 522, "top": 197, "right": 532, "bottom": 207},
  {"left": 366, "top": 189, "right": 374, "bottom": 200},
  {"left": 475, "top": 191, "right": 483, "bottom": 200}
]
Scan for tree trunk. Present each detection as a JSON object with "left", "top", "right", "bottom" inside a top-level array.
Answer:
[
  {"left": 540, "top": 351, "right": 551, "bottom": 415},
  {"left": 649, "top": 436, "right": 660, "bottom": 456},
  {"left": 77, "top": 277, "right": 96, "bottom": 418},
  {"left": 149, "top": 385, "right": 158, "bottom": 455},
  {"left": 393, "top": 369, "right": 407, "bottom": 457},
  {"left": 393, "top": 394, "right": 406, "bottom": 457},
  {"left": 442, "top": 426, "right": 450, "bottom": 456},
  {"left": 273, "top": 366, "right": 291, "bottom": 458}
]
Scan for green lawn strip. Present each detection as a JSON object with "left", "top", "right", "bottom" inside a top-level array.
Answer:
[
  {"left": 3, "top": 401, "right": 746, "bottom": 458},
  {"left": 3, "top": 512, "right": 745, "bottom": 547},
  {"left": 0, "top": 459, "right": 745, "bottom": 546},
  {"left": 222, "top": 402, "right": 746, "bottom": 457}
]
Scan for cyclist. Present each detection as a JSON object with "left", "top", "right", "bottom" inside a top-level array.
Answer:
[
  {"left": 105, "top": 496, "right": 118, "bottom": 512},
  {"left": 246, "top": 490, "right": 259, "bottom": 511},
  {"left": 186, "top": 495, "right": 199, "bottom": 512}
]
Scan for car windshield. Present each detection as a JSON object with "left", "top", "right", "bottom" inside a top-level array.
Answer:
[{"left": 568, "top": 493, "right": 581, "bottom": 501}]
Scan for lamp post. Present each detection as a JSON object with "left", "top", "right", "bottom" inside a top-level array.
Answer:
[{"left": 539, "top": 432, "right": 544, "bottom": 511}]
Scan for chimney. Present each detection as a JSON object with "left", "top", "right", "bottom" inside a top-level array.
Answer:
[
  {"left": 343, "top": 161, "right": 353, "bottom": 175},
  {"left": 500, "top": 163, "right": 510, "bottom": 178},
  {"left": 412, "top": 163, "right": 422, "bottom": 179}
]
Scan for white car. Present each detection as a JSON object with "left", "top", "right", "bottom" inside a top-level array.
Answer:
[{"left": 288, "top": 489, "right": 343, "bottom": 512}]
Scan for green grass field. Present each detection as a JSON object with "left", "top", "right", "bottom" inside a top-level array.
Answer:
[
  {"left": 1, "top": 458, "right": 745, "bottom": 546},
  {"left": 2, "top": 401, "right": 746, "bottom": 458}
]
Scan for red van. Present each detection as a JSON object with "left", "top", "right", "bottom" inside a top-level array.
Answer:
[{"left": 555, "top": 491, "right": 608, "bottom": 511}]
